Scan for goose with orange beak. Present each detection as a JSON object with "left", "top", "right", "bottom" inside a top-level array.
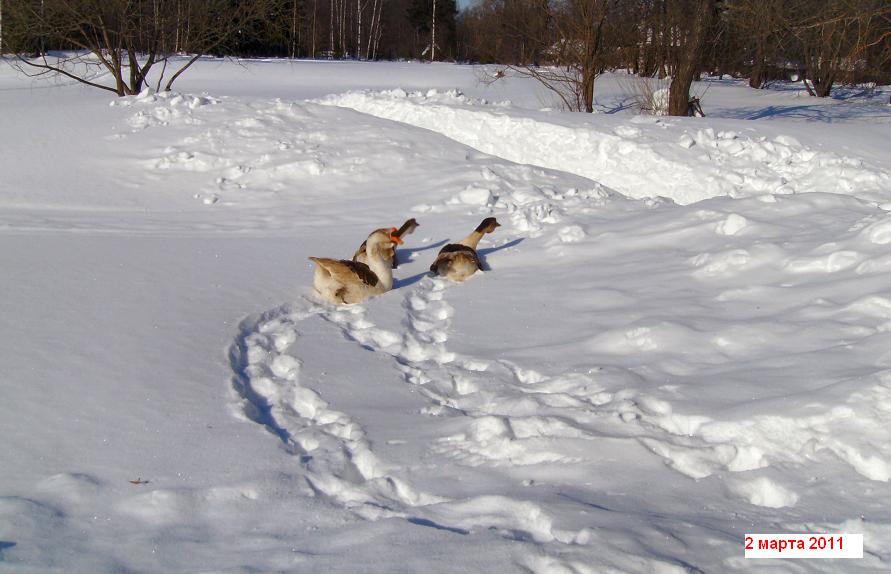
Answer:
[
  {"left": 430, "top": 217, "right": 501, "bottom": 282},
  {"left": 309, "top": 228, "right": 403, "bottom": 304},
  {"left": 353, "top": 218, "right": 419, "bottom": 269}
]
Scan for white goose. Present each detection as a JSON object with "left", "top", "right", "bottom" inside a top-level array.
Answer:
[
  {"left": 309, "top": 228, "right": 403, "bottom": 304},
  {"left": 429, "top": 217, "right": 501, "bottom": 282}
]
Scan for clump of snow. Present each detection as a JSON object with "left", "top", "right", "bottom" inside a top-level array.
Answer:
[
  {"left": 715, "top": 213, "right": 748, "bottom": 235},
  {"left": 557, "top": 225, "right": 586, "bottom": 243},
  {"left": 452, "top": 185, "right": 495, "bottom": 206},
  {"left": 651, "top": 87, "right": 670, "bottom": 116},
  {"left": 727, "top": 476, "right": 800, "bottom": 508}
]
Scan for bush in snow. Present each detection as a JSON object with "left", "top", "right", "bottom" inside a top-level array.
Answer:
[{"left": 616, "top": 75, "right": 671, "bottom": 116}]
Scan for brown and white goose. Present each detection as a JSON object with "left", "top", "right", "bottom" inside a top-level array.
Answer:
[
  {"left": 309, "top": 228, "right": 403, "bottom": 304},
  {"left": 429, "top": 217, "right": 501, "bottom": 282},
  {"left": 353, "top": 218, "right": 419, "bottom": 269}
]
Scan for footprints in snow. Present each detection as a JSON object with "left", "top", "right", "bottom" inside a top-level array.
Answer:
[
  {"left": 230, "top": 302, "right": 442, "bottom": 517},
  {"left": 230, "top": 273, "right": 839, "bottom": 534},
  {"left": 230, "top": 280, "right": 604, "bottom": 543}
]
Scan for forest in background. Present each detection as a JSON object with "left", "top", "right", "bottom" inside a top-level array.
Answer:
[{"left": 1, "top": 1, "right": 889, "bottom": 107}]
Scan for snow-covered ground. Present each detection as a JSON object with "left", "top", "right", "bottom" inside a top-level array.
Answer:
[{"left": 2, "top": 58, "right": 891, "bottom": 573}]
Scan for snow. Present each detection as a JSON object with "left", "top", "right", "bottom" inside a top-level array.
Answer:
[
  {"left": 320, "top": 88, "right": 891, "bottom": 205},
  {"left": 2, "top": 57, "right": 891, "bottom": 572}
]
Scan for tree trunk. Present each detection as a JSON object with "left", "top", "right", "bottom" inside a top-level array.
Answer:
[
  {"left": 582, "top": 68, "right": 595, "bottom": 113},
  {"left": 366, "top": 0, "right": 379, "bottom": 59},
  {"left": 174, "top": 0, "right": 181, "bottom": 52},
  {"left": 339, "top": 0, "right": 345, "bottom": 57},
  {"left": 580, "top": 6, "right": 608, "bottom": 114},
  {"left": 749, "top": 63, "right": 764, "bottom": 89},
  {"left": 291, "top": 0, "right": 298, "bottom": 58},
  {"left": 668, "top": 0, "right": 714, "bottom": 116},
  {"left": 312, "top": 0, "right": 317, "bottom": 58},
  {"left": 372, "top": 1, "right": 383, "bottom": 60},
  {"left": 658, "top": 0, "right": 667, "bottom": 78},
  {"left": 39, "top": 0, "right": 45, "bottom": 55},
  {"left": 749, "top": 37, "right": 765, "bottom": 89},
  {"left": 814, "top": 74, "right": 834, "bottom": 97},
  {"left": 431, "top": 0, "right": 436, "bottom": 61}
]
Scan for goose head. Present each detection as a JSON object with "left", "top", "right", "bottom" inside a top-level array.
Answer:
[
  {"left": 367, "top": 227, "right": 403, "bottom": 251},
  {"left": 475, "top": 217, "right": 501, "bottom": 234}
]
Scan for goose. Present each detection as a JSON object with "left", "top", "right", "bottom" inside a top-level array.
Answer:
[
  {"left": 429, "top": 217, "right": 501, "bottom": 282},
  {"left": 353, "top": 218, "right": 419, "bottom": 269},
  {"left": 309, "top": 228, "right": 403, "bottom": 304}
]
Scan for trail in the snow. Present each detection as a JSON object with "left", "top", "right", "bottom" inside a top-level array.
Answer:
[
  {"left": 227, "top": 250, "right": 726, "bottom": 572},
  {"left": 229, "top": 302, "right": 448, "bottom": 519},
  {"left": 289, "top": 279, "right": 714, "bottom": 571}
]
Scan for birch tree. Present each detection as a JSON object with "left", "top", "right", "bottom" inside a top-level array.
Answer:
[{"left": 357, "top": 0, "right": 362, "bottom": 59}]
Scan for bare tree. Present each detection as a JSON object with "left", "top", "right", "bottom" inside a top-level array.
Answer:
[
  {"left": 489, "top": 0, "right": 612, "bottom": 113},
  {"left": 790, "top": 0, "right": 891, "bottom": 97},
  {"left": 791, "top": 0, "right": 855, "bottom": 97},
  {"left": 726, "top": 0, "right": 786, "bottom": 88},
  {"left": 6, "top": 0, "right": 271, "bottom": 96}
]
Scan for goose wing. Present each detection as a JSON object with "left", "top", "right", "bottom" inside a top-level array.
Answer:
[
  {"left": 430, "top": 243, "right": 482, "bottom": 273},
  {"left": 352, "top": 241, "right": 369, "bottom": 263},
  {"left": 310, "top": 257, "right": 380, "bottom": 287}
]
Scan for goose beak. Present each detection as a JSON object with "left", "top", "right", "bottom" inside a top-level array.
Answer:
[{"left": 389, "top": 227, "right": 404, "bottom": 245}]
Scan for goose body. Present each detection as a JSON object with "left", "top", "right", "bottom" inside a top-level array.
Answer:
[
  {"left": 353, "top": 218, "right": 419, "bottom": 269},
  {"left": 430, "top": 217, "right": 500, "bottom": 282},
  {"left": 310, "top": 228, "right": 402, "bottom": 304}
]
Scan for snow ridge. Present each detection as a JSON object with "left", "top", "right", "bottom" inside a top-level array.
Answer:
[{"left": 321, "top": 89, "right": 891, "bottom": 205}]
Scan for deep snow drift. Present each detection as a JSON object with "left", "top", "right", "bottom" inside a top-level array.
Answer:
[{"left": 2, "top": 58, "right": 891, "bottom": 573}]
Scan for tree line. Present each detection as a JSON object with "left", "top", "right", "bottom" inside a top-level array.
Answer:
[
  {"left": 461, "top": 0, "right": 890, "bottom": 111},
  {"left": 1, "top": 0, "right": 888, "bottom": 111}
]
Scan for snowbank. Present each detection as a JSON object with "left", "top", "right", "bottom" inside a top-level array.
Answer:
[{"left": 322, "top": 89, "right": 891, "bottom": 205}]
